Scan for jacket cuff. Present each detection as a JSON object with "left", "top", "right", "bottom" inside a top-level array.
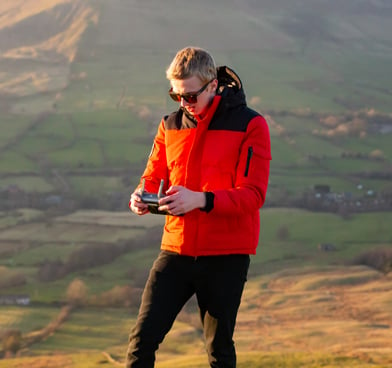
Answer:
[{"left": 200, "top": 192, "right": 215, "bottom": 213}]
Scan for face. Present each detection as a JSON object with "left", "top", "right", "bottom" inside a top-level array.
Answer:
[{"left": 170, "top": 76, "right": 217, "bottom": 117}]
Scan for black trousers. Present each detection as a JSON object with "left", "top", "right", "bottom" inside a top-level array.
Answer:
[{"left": 126, "top": 250, "right": 250, "bottom": 368}]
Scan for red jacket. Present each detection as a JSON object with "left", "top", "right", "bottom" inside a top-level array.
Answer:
[{"left": 134, "top": 67, "right": 271, "bottom": 256}]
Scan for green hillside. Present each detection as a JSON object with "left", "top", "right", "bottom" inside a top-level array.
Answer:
[
  {"left": 0, "top": 0, "right": 391, "bottom": 366},
  {"left": 1, "top": 0, "right": 391, "bottom": 208}
]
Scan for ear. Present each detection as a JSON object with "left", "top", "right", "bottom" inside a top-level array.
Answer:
[{"left": 210, "top": 78, "right": 218, "bottom": 92}]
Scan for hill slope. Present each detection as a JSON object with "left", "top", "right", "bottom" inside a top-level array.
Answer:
[
  {"left": 0, "top": 0, "right": 391, "bottom": 215},
  {"left": 0, "top": 0, "right": 97, "bottom": 97},
  {"left": 1, "top": 0, "right": 392, "bottom": 110}
]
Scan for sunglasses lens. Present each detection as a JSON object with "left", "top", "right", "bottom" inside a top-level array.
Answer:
[
  {"left": 169, "top": 92, "right": 181, "bottom": 102},
  {"left": 169, "top": 79, "right": 213, "bottom": 104},
  {"left": 169, "top": 92, "right": 197, "bottom": 104}
]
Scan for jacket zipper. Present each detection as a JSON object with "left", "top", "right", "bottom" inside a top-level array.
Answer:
[{"left": 244, "top": 146, "right": 253, "bottom": 177}]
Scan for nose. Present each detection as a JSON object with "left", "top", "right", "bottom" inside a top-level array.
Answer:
[{"left": 180, "top": 97, "right": 189, "bottom": 108}]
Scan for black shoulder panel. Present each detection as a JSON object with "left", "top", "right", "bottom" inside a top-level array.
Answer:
[
  {"left": 164, "top": 109, "right": 197, "bottom": 130},
  {"left": 208, "top": 106, "right": 259, "bottom": 132},
  {"left": 164, "top": 106, "right": 259, "bottom": 132}
]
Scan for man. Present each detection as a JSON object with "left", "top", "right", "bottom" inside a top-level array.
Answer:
[{"left": 127, "top": 46, "right": 271, "bottom": 367}]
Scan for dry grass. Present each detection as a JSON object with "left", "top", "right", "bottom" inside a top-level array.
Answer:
[
  {"left": 0, "top": 0, "right": 96, "bottom": 62},
  {"left": 234, "top": 266, "right": 392, "bottom": 362},
  {"left": 1, "top": 266, "right": 391, "bottom": 367},
  {"left": 127, "top": 265, "right": 392, "bottom": 367},
  {"left": 0, "top": 1, "right": 71, "bottom": 29},
  {"left": 0, "top": 221, "right": 144, "bottom": 243},
  {"left": 0, "top": 355, "right": 74, "bottom": 368},
  {"left": 54, "top": 210, "right": 165, "bottom": 228},
  {"left": 0, "top": 0, "right": 97, "bottom": 98}
]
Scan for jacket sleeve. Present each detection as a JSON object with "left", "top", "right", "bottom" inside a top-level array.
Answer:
[
  {"left": 212, "top": 115, "right": 271, "bottom": 215},
  {"left": 137, "top": 120, "right": 169, "bottom": 193}
]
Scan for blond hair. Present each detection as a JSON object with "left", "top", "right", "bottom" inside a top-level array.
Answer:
[{"left": 166, "top": 46, "right": 217, "bottom": 83}]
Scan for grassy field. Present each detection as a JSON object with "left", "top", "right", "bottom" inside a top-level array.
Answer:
[
  {"left": 0, "top": 207, "right": 384, "bottom": 367},
  {"left": 0, "top": 208, "right": 391, "bottom": 300},
  {"left": 1, "top": 1, "right": 392, "bottom": 199},
  {"left": 0, "top": 1, "right": 391, "bottom": 366},
  {"left": 1, "top": 107, "right": 391, "bottom": 201},
  {"left": 0, "top": 264, "right": 391, "bottom": 367}
]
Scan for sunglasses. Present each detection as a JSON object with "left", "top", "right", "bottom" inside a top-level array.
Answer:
[{"left": 168, "top": 79, "right": 214, "bottom": 104}]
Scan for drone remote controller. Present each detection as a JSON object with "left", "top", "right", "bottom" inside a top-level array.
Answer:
[{"left": 140, "top": 179, "right": 169, "bottom": 215}]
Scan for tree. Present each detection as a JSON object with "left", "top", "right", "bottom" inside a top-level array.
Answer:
[
  {"left": 369, "top": 149, "right": 385, "bottom": 161},
  {"left": 37, "top": 259, "right": 64, "bottom": 282},
  {"left": 276, "top": 225, "right": 290, "bottom": 241},
  {"left": 66, "top": 279, "right": 88, "bottom": 306},
  {"left": 2, "top": 330, "right": 22, "bottom": 355},
  {"left": 353, "top": 248, "right": 392, "bottom": 274},
  {"left": 97, "top": 285, "right": 141, "bottom": 308}
]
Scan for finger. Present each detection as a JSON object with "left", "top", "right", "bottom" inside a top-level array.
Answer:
[
  {"left": 159, "top": 196, "right": 173, "bottom": 205},
  {"left": 158, "top": 204, "right": 169, "bottom": 212},
  {"left": 165, "top": 185, "right": 181, "bottom": 195},
  {"left": 159, "top": 202, "right": 174, "bottom": 213}
]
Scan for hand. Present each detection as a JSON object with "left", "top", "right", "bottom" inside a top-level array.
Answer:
[
  {"left": 129, "top": 189, "right": 149, "bottom": 216},
  {"left": 158, "top": 186, "right": 206, "bottom": 216}
]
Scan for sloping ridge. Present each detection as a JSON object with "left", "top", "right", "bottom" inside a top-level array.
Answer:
[{"left": 0, "top": 0, "right": 98, "bottom": 97}]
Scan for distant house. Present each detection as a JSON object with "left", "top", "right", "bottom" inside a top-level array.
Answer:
[
  {"left": 44, "top": 195, "right": 63, "bottom": 206},
  {"left": 6, "top": 184, "right": 23, "bottom": 194},
  {"left": 313, "top": 185, "right": 331, "bottom": 194},
  {"left": 318, "top": 243, "right": 337, "bottom": 252},
  {"left": 0, "top": 295, "right": 30, "bottom": 306}
]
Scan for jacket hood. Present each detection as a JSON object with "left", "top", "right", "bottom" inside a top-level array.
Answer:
[
  {"left": 179, "top": 66, "right": 247, "bottom": 123},
  {"left": 216, "top": 66, "right": 247, "bottom": 109}
]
